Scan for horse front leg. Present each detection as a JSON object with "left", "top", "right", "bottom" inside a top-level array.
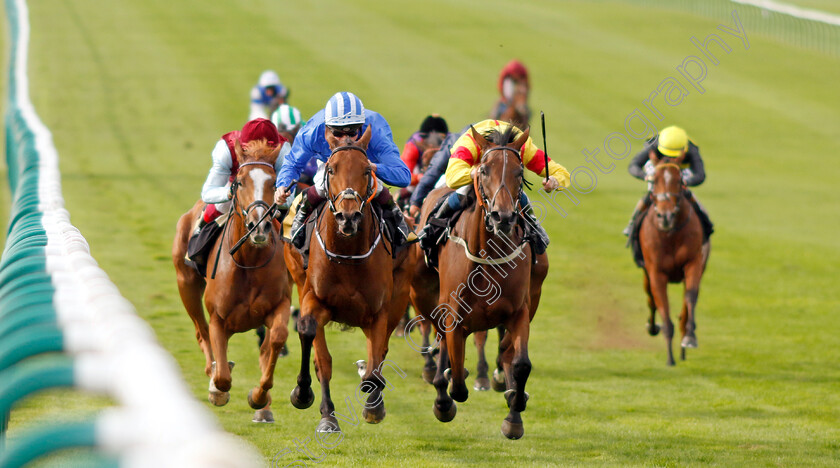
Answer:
[
  {"left": 648, "top": 271, "right": 674, "bottom": 366},
  {"left": 290, "top": 292, "right": 319, "bottom": 411},
  {"left": 680, "top": 260, "right": 704, "bottom": 359},
  {"left": 208, "top": 315, "right": 233, "bottom": 406},
  {"left": 445, "top": 326, "right": 469, "bottom": 403},
  {"left": 432, "top": 334, "right": 456, "bottom": 422},
  {"left": 249, "top": 298, "right": 291, "bottom": 423},
  {"left": 492, "top": 325, "right": 509, "bottom": 392},
  {"left": 501, "top": 306, "right": 532, "bottom": 440},
  {"left": 473, "top": 331, "right": 491, "bottom": 391},
  {"left": 360, "top": 311, "right": 389, "bottom": 424},
  {"left": 644, "top": 271, "right": 660, "bottom": 336},
  {"left": 312, "top": 315, "right": 338, "bottom": 433}
]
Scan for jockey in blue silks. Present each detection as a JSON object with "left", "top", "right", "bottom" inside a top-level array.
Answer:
[{"left": 273, "top": 91, "right": 416, "bottom": 249}]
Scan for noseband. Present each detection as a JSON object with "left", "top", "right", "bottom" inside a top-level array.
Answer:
[
  {"left": 325, "top": 145, "right": 377, "bottom": 215},
  {"left": 474, "top": 146, "right": 524, "bottom": 230},
  {"left": 651, "top": 163, "right": 689, "bottom": 231},
  {"left": 226, "top": 160, "right": 278, "bottom": 270}
]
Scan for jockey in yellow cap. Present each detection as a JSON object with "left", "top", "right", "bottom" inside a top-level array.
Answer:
[{"left": 623, "top": 125, "right": 713, "bottom": 237}]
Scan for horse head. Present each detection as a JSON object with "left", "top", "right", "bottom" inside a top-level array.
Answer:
[
  {"left": 232, "top": 138, "right": 282, "bottom": 245},
  {"left": 649, "top": 150, "right": 687, "bottom": 232},
  {"left": 324, "top": 125, "right": 375, "bottom": 237},
  {"left": 500, "top": 81, "right": 530, "bottom": 129},
  {"left": 470, "top": 125, "right": 528, "bottom": 237}
]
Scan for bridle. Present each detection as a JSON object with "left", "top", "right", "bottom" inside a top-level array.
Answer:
[
  {"left": 474, "top": 146, "right": 525, "bottom": 231},
  {"left": 227, "top": 161, "right": 278, "bottom": 270},
  {"left": 650, "top": 163, "right": 689, "bottom": 232},
  {"left": 315, "top": 145, "right": 383, "bottom": 264},
  {"left": 324, "top": 146, "right": 377, "bottom": 215}
]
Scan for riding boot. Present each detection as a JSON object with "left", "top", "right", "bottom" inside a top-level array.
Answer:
[
  {"left": 684, "top": 189, "right": 714, "bottom": 238},
  {"left": 376, "top": 190, "right": 418, "bottom": 246},
  {"left": 623, "top": 196, "right": 651, "bottom": 236},
  {"left": 519, "top": 195, "right": 549, "bottom": 255},
  {"left": 290, "top": 190, "right": 316, "bottom": 250},
  {"left": 419, "top": 193, "right": 462, "bottom": 251}
]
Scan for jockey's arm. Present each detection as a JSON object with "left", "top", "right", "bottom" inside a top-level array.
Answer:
[
  {"left": 520, "top": 138, "right": 570, "bottom": 190},
  {"left": 409, "top": 144, "right": 452, "bottom": 209},
  {"left": 683, "top": 142, "right": 706, "bottom": 186},
  {"left": 368, "top": 115, "right": 411, "bottom": 188},
  {"left": 275, "top": 128, "right": 316, "bottom": 190},
  {"left": 628, "top": 144, "right": 652, "bottom": 180},
  {"left": 201, "top": 139, "right": 234, "bottom": 204}
]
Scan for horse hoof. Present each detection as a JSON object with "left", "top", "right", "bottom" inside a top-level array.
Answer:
[
  {"left": 681, "top": 336, "right": 698, "bottom": 348},
  {"left": 504, "top": 389, "right": 530, "bottom": 409},
  {"left": 208, "top": 391, "right": 230, "bottom": 407},
  {"left": 491, "top": 369, "right": 506, "bottom": 392},
  {"left": 252, "top": 408, "right": 274, "bottom": 423},
  {"left": 501, "top": 418, "right": 524, "bottom": 440},
  {"left": 474, "top": 376, "right": 491, "bottom": 391},
  {"left": 316, "top": 416, "right": 341, "bottom": 433},
  {"left": 290, "top": 386, "right": 314, "bottom": 410},
  {"left": 647, "top": 323, "right": 660, "bottom": 336},
  {"left": 433, "top": 401, "right": 457, "bottom": 423},
  {"left": 443, "top": 368, "right": 468, "bottom": 382},
  {"left": 422, "top": 366, "right": 437, "bottom": 384},
  {"left": 362, "top": 403, "right": 386, "bottom": 424},
  {"left": 248, "top": 388, "right": 270, "bottom": 410}
]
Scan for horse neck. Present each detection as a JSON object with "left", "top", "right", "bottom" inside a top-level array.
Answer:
[{"left": 320, "top": 204, "right": 376, "bottom": 254}]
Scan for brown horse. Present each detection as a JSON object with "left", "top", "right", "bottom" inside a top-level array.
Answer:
[
  {"left": 497, "top": 81, "right": 530, "bottom": 130},
  {"left": 172, "top": 139, "right": 291, "bottom": 422},
  {"left": 639, "top": 152, "right": 711, "bottom": 366},
  {"left": 287, "top": 126, "right": 415, "bottom": 433},
  {"left": 410, "top": 126, "right": 548, "bottom": 439}
]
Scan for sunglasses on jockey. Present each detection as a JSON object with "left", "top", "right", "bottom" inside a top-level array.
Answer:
[{"left": 328, "top": 124, "right": 362, "bottom": 138}]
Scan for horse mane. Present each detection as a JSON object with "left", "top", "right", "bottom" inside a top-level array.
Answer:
[
  {"left": 241, "top": 139, "right": 280, "bottom": 165},
  {"left": 483, "top": 126, "right": 519, "bottom": 147}
]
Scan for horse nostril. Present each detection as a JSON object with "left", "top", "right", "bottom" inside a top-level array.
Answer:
[
  {"left": 351, "top": 212, "right": 362, "bottom": 224},
  {"left": 335, "top": 212, "right": 345, "bottom": 223},
  {"left": 490, "top": 211, "right": 502, "bottom": 223},
  {"left": 247, "top": 221, "right": 256, "bottom": 231}
]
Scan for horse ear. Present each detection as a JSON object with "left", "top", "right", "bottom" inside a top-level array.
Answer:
[
  {"left": 269, "top": 141, "right": 283, "bottom": 162},
  {"left": 648, "top": 149, "right": 659, "bottom": 165},
  {"left": 356, "top": 125, "right": 372, "bottom": 149},
  {"left": 512, "top": 128, "right": 530, "bottom": 151},
  {"left": 234, "top": 138, "right": 246, "bottom": 162},
  {"left": 325, "top": 126, "right": 339, "bottom": 149},
  {"left": 469, "top": 125, "right": 489, "bottom": 152}
]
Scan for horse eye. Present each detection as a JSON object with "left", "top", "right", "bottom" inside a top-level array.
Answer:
[
  {"left": 480, "top": 166, "right": 487, "bottom": 176},
  {"left": 327, "top": 166, "right": 334, "bottom": 175}
]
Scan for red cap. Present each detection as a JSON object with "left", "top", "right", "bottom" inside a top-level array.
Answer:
[
  {"left": 240, "top": 118, "right": 281, "bottom": 146},
  {"left": 498, "top": 59, "right": 529, "bottom": 94}
]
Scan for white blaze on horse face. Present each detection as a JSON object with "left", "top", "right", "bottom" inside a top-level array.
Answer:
[{"left": 249, "top": 168, "right": 274, "bottom": 203}]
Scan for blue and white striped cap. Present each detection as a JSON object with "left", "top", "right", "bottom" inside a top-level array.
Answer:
[{"left": 324, "top": 92, "right": 365, "bottom": 126}]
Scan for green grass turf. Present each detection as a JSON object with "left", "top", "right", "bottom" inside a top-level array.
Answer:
[{"left": 2, "top": 0, "right": 840, "bottom": 466}]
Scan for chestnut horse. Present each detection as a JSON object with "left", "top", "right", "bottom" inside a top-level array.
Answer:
[
  {"left": 287, "top": 126, "right": 415, "bottom": 433},
  {"left": 411, "top": 126, "right": 548, "bottom": 439},
  {"left": 172, "top": 139, "right": 291, "bottom": 422},
  {"left": 639, "top": 152, "right": 711, "bottom": 366}
]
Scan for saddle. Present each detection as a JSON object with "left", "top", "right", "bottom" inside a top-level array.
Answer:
[{"left": 185, "top": 214, "right": 225, "bottom": 277}]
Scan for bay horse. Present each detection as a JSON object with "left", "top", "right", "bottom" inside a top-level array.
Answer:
[
  {"left": 410, "top": 126, "right": 548, "bottom": 439},
  {"left": 639, "top": 152, "right": 711, "bottom": 366},
  {"left": 172, "top": 138, "right": 291, "bottom": 422},
  {"left": 286, "top": 126, "right": 415, "bottom": 433},
  {"left": 497, "top": 81, "right": 530, "bottom": 130}
]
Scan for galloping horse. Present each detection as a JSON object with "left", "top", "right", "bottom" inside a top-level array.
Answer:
[
  {"left": 639, "top": 152, "right": 710, "bottom": 366},
  {"left": 286, "top": 126, "right": 415, "bottom": 432},
  {"left": 497, "top": 81, "right": 530, "bottom": 130},
  {"left": 411, "top": 126, "right": 548, "bottom": 439},
  {"left": 172, "top": 139, "right": 291, "bottom": 422}
]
